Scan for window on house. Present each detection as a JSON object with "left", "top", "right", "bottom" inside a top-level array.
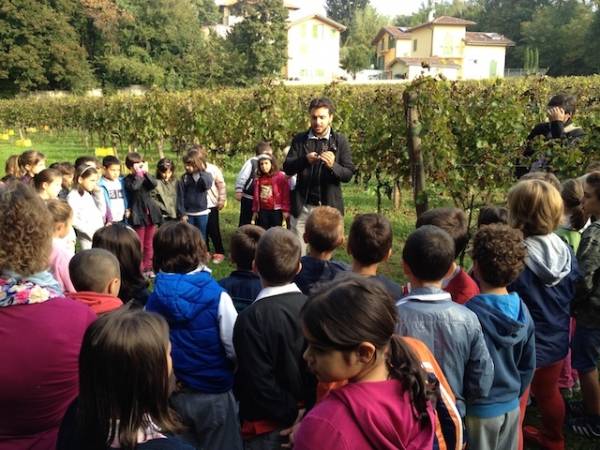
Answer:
[
  {"left": 489, "top": 60, "right": 498, "bottom": 77},
  {"left": 312, "top": 24, "right": 319, "bottom": 38},
  {"left": 388, "top": 38, "right": 395, "bottom": 50},
  {"left": 376, "top": 56, "right": 384, "bottom": 70},
  {"left": 413, "top": 40, "right": 418, "bottom": 52}
]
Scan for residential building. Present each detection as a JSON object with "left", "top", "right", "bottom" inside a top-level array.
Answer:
[
  {"left": 286, "top": 15, "right": 346, "bottom": 83},
  {"left": 213, "top": 1, "right": 345, "bottom": 83},
  {"left": 372, "top": 16, "right": 514, "bottom": 80}
]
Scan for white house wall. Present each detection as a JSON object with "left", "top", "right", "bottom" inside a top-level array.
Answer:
[
  {"left": 287, "top": 19, "right": 341, "bottom": 82},
  {"left": 463, "top": 45, "right": 507, "bottom": 79}
]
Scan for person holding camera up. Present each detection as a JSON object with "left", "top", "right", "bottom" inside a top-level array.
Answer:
[
  {"left": 124, "top": 152, "right": 163, "bottom": 276},
  {"left": 283, "top": 97, "right": 355, "bottom": 254}
]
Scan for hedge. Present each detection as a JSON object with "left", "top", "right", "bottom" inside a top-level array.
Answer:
[{"left": 1, "top": 76, "right": 599, "bottom": 208}]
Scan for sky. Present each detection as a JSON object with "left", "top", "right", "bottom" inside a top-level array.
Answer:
[{"left": 296, "top": 0, "right": 425, "bottom": 19}]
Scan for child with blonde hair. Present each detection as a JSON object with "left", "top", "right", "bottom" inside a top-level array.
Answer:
[{"left": 507, "top": 179, "right": 580, "bottom": 450}]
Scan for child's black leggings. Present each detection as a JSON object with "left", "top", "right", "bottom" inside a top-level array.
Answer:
[
  {"left": 206, "top": 207, "right": 225, "bottom": 254},
  {"left": 257, "top": 210, "right": 284, "bottom": 230}
]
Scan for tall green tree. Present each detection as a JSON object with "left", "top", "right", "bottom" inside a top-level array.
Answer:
[
  {"left": 95, "top": 0, "right": 217, "bottom": 88},
  {"left": 0, "top": 0, "right": 95, "bottom": 95},
  {"left": 585, "top": 5, "right": 600, "bottom": 73},
  {"left": 194, "top": 0, "right": 220, "bottom": 25},
  {"left": 226, "top": 0, "right": 288, "bottom": 84},
  {"left": 521, "top": 0, "right": 594, "bottom": 75},
  {"left": 476, "top": 0, "right": 552, "bottom": 68},
  {"left": 341, "top": 5, "right": 388, "bottom": 77},
  {"left": 395, "top": 0, "right": 481, "bottom": 27},
  {"left": 326, "top": 0, "right": 369, "bottom": 43}
]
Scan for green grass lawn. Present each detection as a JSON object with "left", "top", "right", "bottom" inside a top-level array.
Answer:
[{"left": 2, "top": 130, "right": 599, "bottom": 449}]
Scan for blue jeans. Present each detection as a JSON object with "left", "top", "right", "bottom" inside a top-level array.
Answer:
[{"left": 187, "top": 214, "right": 208, "bottom": 242}]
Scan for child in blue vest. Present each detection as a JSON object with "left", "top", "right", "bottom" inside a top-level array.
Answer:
[{"left": 146, "top": 221, "right": 242, "bottom": 450}]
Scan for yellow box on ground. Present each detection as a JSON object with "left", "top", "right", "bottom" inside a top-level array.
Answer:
[
  {"left": 95, "top": 147, "right": 116, "bottom": 157},
  {"left": 16, "top": 139, "right": 32, "bottom": 147},
  {"left": 25, "top": 127, "right": 37, "bottom": 133},
  {"left": 0, "top": 134, "right": 9, "bottom": 141}
]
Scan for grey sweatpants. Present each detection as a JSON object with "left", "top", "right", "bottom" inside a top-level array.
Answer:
[
  {"left": 465, "top": 407, "right": 519, "bottom": 450},
  {"left": 170, "top": 388, "right": 243, "bottom": 450},
  {"left": 290, "top": 205, "right": 316, "bottom": 255}
]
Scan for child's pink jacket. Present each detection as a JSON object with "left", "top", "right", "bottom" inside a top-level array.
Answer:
[
  {"left": 49, "top": 238, "right": 75, "bottom": 293},
  {"left": 252, "top": 171, "right": 291, "bottom": 213}
]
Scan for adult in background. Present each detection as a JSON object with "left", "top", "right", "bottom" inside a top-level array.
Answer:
[
  {"left": 283, "top": 98, "right": 355, "bottom": 253},
  {"left": 516, "top": 94, "right": 585, "bottom": 178},
  {"left": 0, "top": 183, "right": 96, "bottom": 450}
]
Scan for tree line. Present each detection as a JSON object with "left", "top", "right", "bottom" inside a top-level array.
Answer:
[{"left": 0, "top": 0, "right": 288, "bottom": 96}]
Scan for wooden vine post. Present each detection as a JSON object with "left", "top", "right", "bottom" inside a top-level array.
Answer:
[{"left": 403, "top": 89, "right": 428, "bottom": 217}]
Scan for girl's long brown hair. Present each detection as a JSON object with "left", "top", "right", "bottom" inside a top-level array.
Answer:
[
  {"left": 301, "top": 276, "right": 437, "bottom": 425},
  {"left": 78, "top": 308, "right": 181, "bottom": 450}
]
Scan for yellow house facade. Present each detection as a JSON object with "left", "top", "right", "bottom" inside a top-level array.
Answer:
[
  {"left": 372, "top": 16, "right": 514, "bottom": 80},
  {"left": 287, "top": 15, "right": 346, "bottom": 83},
  {"left": 212, "top": 1, "right": 345, "bottom": 83}
]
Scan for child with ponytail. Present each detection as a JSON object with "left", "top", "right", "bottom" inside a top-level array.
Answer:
[{"left": 295, "top": 276, "right": 436, "bottom": 450}]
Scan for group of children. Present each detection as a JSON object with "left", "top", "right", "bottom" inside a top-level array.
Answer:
[{"left": 4, "top": 142, "right": 600, "bottom": 450}]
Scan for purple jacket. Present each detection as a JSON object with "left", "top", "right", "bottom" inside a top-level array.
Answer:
[{"left": 294, "top": 380, "right": 435, "bottom": 450}]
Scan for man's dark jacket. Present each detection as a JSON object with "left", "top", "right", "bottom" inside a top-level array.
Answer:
[
  {"left": 283, "top": 129, "right": 355, "bottom": 217},
  {"left": 516, "top": 120, "right": 585, "bottom": 178}
]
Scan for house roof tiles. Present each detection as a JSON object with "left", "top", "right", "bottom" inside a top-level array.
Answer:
[
  {"left": 371, "top": 26, "right": 412, "bottom": 45},
  {"left": 465, "top": 32, "right": 515, "bottom": 46},
  {"left": 289, "top": 14, "right": 346, "bottom": 32},
  {"left": 408, "top": 15, "right": 477, "bottom": 32}
]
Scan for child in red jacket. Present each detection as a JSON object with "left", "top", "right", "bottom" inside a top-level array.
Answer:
[{"left": 252, "top": 154, "right": 290, "bottom": 229}]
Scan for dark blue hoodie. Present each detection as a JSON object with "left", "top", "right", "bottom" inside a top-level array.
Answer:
[
  {"left": 466, "top": 292, "right": 536, "bottom": 418},
  {"left": 509, "top": 234, "right": 580, "bottom": 367},
  {"left": 294, "top": 256, "right": 349, "bottom": 295}
]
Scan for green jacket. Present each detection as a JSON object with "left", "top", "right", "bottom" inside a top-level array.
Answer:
[
  {"left": 573, "top": 221, "right": 600, "bottom": 328},
  {"left": 151, "top": 179, "right": 177, "bottom": 220}
]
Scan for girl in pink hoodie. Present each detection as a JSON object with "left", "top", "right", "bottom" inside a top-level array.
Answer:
[{"left": 295, "top": 276, "right": 436, "bottom": 450}]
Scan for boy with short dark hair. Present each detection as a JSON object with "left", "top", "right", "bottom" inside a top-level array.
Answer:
[
  {"left": 416, "top": 207, "right": 480, "bottom": 304},
  {"left": 233, "top": 227, "right": 316, "bottom": 450},
  {"left": 397, "top": 225, "right": 493, "bottom": 418},
  {"left": 345, "top": 213, "right": 402, "bottom": 299},
  {"left": 97, "top": 155, "right": 127, "bottom": 223},
  {"left": 68, "top": 248, "right": 123, "bottom": 315},
  {"left": 219, "top": 224, "right": 265, "bottom": 312},
  {"left": 294, "top": 206, "right": 348, "bottom": 295},
  {"left": 465, "top": 224, "right": 535, "bottom": 450}
]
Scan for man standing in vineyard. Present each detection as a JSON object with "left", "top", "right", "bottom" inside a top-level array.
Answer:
[
  {"left": 283, "top": 97, "right": 355, "bottom": 253},
  {"left": 516, "top": 94, "right": 585, "bottom": 178}
]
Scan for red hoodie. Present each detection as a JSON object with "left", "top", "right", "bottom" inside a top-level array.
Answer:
[
  {"left": 295, "top": 379, "right": 435, "bottom": 450},
  {"left": 68, "top": 291, "right": 123, "bottom": 315},
  {"left": 252, "top": 171, "right": 290, "bottom": 213}
]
